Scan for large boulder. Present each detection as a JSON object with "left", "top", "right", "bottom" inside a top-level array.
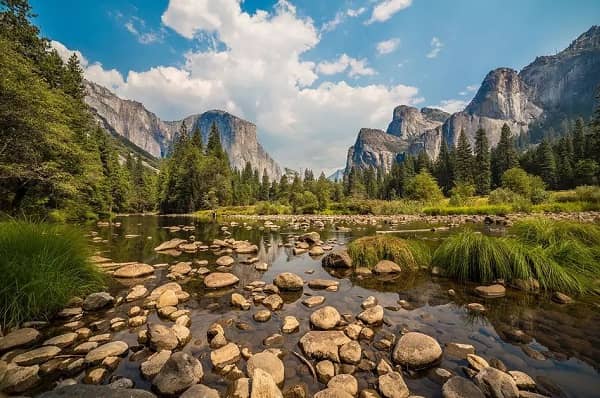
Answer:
[
  {"left": 38, "top": 384, "right": 156, "bottom": 398},
  {"left": 310, "top": 306, "right": 341, "bottom": 330},
  {"left": 273, "top": 272, "right": 304, "bottom": 291},
  {"left": 474, "top": 367, "right": 519, "bottom": 398},
  {"left": 0, "top": 328, "right": 41, "bottom": 352},
  {"left": 321, "top": 250, "right": 352, "bottom": 268},
  {"left": 152, "top": 352, "right": 204, "bottom": 395},
  {"left": 442, "top": 376, "right": 485, "bottom": 398},
  {"left": 299, "top": 331, "right": 351, "bottom": 362},
  {"left": 392, "top": 332, "right": 442, "bottom": 369}
]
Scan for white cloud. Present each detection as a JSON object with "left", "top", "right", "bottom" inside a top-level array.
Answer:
[
  {"left": 426, "top": 36, "right": 443, "bottom": 58},
  {"left": 459, "top": 84, "right": 478, "bottom": 96},
  {"left": 317, "top": 54, "right": 376, "bottom": 77},
  {"left": 321, "top": 11, "right": 344, "bottom": 33},
  {"left": 124, "top": 18, "right": 164, "bottom": 44},
  {"left": 367, "top": 0, "right": 412, "bottom": 24},
  {"left": 376, "top": 38, "right": 400, "bottom": 55},
  {"left": 50, "top": 40, "right": 88, "bottom": 66},
  {"left": 347, "top": 7, "right": 366, "bottom": 17},
  {"left": 55, "top": 0, "right": 423, "bottom": 173},
  {"left": 435, "top": 99, "right": 468, "bottom": 113}
]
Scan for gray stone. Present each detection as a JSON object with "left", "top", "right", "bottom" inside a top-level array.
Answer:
[
  {"left": 474, "top": 367, "right": 519, "bottom": 398},
  {"left": 153, "top": 351, "right": 204, "bottom": 395},
  {"left": 83, "top": 292, "right": 114, "bottom": 311},
  {"left": 310, "top": 306, "right": 341, "bottom": 330},
  {"left": 442, "top": 376, "right": 485, "bottom": 398},
  {"left": 392, "top": 332, "right": 442, "bottom": 369}
]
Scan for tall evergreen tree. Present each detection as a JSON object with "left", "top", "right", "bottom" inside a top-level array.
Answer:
[
  {"left": 454, "top": 129, "right": 473, "bottom": 184},
  {"left": 536, "top": 140, "right": 557, "bottom": 188},
  {"left": 473, "top": 128, "right": 491, "bottom": 195},
  {"left": 434, "top": 136, "right": 454, "bottom": 195},
  {"left": 491, "top": 123, "right": 518, "bottom": 186}
]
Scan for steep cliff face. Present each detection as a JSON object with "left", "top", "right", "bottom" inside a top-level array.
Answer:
[
  {"left": 85, "top": 81, "right": 281, "bottom": 179},
  {"left": 345, "top": 129, "right": 408, "bottom": 174},
  {"left": 344, "top": 26, "right": 599, "bottom": 174}
]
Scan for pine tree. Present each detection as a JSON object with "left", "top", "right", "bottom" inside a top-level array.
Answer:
[
  {"left": 556, "top": 135, "right": 574, "bottom": 189},
  {"left": 191, "top": 125, "right": 203, "bottom": 150},
  {"left": 454, "top": 129, "right": 473, "bottom": 184},
  {"left": 259, "top": 169, "right": 270, "bottom": 201},
  {"left": 536, "top": 140, "right": 557, "bottom": 188},
  {"left": 572, "top": 118, "right": 585, "bottom": 162},
  {"left": 491, "top": 123, "right": 518, "bottom": 186},
  {"left": 434, "top": 136, "right": 454, "bottom": 195},
  {"left": 63, "top": 53, "right": 85, "bottom": 99},
  {"left": 473, "top": 128, "right": 491, "bottom": 195},
  {"left": 207, "top": 122, "right": 225, "bottom": 159}
]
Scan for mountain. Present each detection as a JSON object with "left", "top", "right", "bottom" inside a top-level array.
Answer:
[
  {"left": 345, "top": 26, "right": 600, "bottom": 174},
  {"left": 84, "top": 81, "right": 282, "bottom": 179},
  {"left": 327, "top": 169, "right": 345, "bottom": 182}
]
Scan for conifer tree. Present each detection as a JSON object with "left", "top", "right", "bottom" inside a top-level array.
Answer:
[
  {"left": 454, "top": 129, "right": 473, "bottom": 184},
  {"left": 491, "top": 123, "right": 518, "bottom": 186},
  {"left": 473, "top": 128, "right": 491, "bottom": 195},
  {"left": 536, "top": 140, "right": 557, "bottom": 188},
  {"left": 434, "top": 136, "right": 454, "bottom": 195}
]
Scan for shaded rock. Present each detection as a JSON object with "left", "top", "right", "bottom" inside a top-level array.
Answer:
[
  {"left": 316, "top": 360, "right": 335, "bottom": 383},
  {"left": 310, "top": 306, "right": 341, "bottom": 330},
  {"left": 508, "top": 370, "right": 536, "bottom": 390},
  {"left": 442, "top": 376, "right": 485, "bottom": 398},
  {"left": 309, "top": 246, "right": 325, "bottom": 256},
  {"left": 228, "top": 378, "right": 250, "bottom": 398},
  {"left": 83, "top": 292, "right": 114, "bottom": 311},
  {"left": 85, "top": 341, "right": 128, "bottom": 364},
  {"left": 0, "top": 364, "right": 40, "bottom": 393},
  {"left": 322, "top": 250, "right": 352, "bottom": 268},
  {"left": 474, "top": 367, "right": 519, "bottom": 398},
  {"left": 153, "top": 351, "right": 204, "bottom": 396},
  {"left": 551, "top": 292, "right": 572, "bottom": 304},
  {"left": 373, "top": 260, "right": 401, "bottom": 274},
  {"left": 392, "top": 332, "right": 442, "bottom": 369}
]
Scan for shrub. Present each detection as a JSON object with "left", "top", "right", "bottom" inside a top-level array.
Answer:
[
  {"left": 512, "top": 218, "right": 600, "bottom": 247},
  {"left": 449, "top": 183, "right": 475, "bottom": 206},
  {"left": 405, "top": 171, "right": 444, "bottom": 202},
  {"left": 423, "top": 204, "right": 512, "bottom": 216},
  {"left": 0, "top": 221, "right": 105, "bottom": 328},
  {"left": 575, "top": 185, "right": 600, "bottom": 203},
  {"left": 347, "top": 235, "right": 430, "bottom": 270},
  {"left": 501, "top": 168, "right": 547, "bottom": 204}
]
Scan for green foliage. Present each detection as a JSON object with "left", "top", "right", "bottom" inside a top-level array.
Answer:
[
  {"left": 432, "top": 228, "right": 594, "bottom": 294},
  {"left": 511, "top": 218, "right": 600, "bottom": 247},
  {"left": 254, "top": 201, "right": 291, "bottom": 215},
  {"left": 501, "top": 168, "right": 548, "bottom": 204},
  {"left": 491, "top": 123, "right": 518, "bottom": 187},
  {"left": 423, "top": 204, "right": 512, "bottom": 216},
  {"left": 405, "top": 171, "right": 444, "bottom": 202},
  {"left": 473, "top": 128, "right": 491, "bottom": 195},
  {"left": 449, "top": 182, "right": 475, "bottom": 206},
  {"left": 347, "top": 235, "right": 430, "bottom": 270},
  {"left": 0, "top": 221, "right": 105, "bottom": 327},
  {"left": 454, "top": 129, "right": 474, "bottom": 184}
]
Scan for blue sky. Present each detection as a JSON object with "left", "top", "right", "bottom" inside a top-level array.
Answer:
[{"left": 33, "top": 0, "right": 600, "bottom": 174}]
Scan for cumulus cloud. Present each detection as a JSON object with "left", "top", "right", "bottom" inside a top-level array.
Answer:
[
  {"left": 317, "top": 54, "right": 376, "bottom": 77},
  {"left": 50, "top": 40, "right": 88, "bottom": 66},
  {"left": 435, "top": 99, "right": 468, "bottom": 113},
  {"left": 426, "top": 36, "right": 443, "bottom": 58},
  {"left": 367, "top": 0, "right": 412, "bottom": 24},
  {"left": 55, "top": 0, "right": 423, "bottom": 172},
  {"left": 376, "top": 38, "right": 400, "bottom": 55}
]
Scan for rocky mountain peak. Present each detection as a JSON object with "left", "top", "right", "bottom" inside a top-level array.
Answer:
[
  {"left": 387, "top": 105, "right": 449, "bottom": 139},
  {"left": 566, "top": 25, "right": 600, "bottom": 53}
]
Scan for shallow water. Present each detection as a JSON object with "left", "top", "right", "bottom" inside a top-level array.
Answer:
[{"left": 57, "top": 215, "right": 600, "bottom": 396}]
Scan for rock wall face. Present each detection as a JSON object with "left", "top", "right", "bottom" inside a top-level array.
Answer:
[
  {"left": 345, "top": 129, "right": 409, "bottom": 174},
  {"left": 85, "top": 81, "right": 281, "bottom": 179},
  {"left": 344, "top": 26, "right": 600, "bottom": 175}
]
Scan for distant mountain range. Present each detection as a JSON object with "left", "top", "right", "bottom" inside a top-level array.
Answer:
[
  {"left": 345, "top": 26, "right": 600, "bottom": 175},
  {"left": 84, "top": 81, "right": 282, "bottom": 179}
]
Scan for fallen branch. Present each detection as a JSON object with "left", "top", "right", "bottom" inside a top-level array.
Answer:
[{"left": 292, "top": 351, "right": 316, "bottom": 382}]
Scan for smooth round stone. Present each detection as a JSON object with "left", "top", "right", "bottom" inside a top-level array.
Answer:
[
  {"left": 85, "top": 341, "right": 128, "bottom": 363},
  {"left": 113, "top": 263, "right": 154, "bottom": 278},
  {"left": 339, "top": 341, "right": 362, "bottom": 364},
  {"left": 273, "top": 272, "right": 304, "bottom": 291},
  {"left": 310, "top": 306, "right": 341, "bottom": 330},
  {"left": 13, "top": 346, "right": 61, "bottom": 366},
  {"left": 247, "top": 351, "right": 285, "bottom": 385},
  {"left": 474, "top": 284, "right": 506, "bottom": 298},
  {"left": 204, "top": 272, "right": 240, "bottom": 288},
  {"left": 216, "top": 256, "right": 235, "bottom": 267},
  {"left": 303, "top": 296, "right": 325, "bottom": 308},
  {"left": 392, "top": 332, "right": 442, "bottom": 369},
  {"left": 373, "top": 260, "right": 401, "bottom": 274},
  {"left": 148, "top": 324, "right": 179, "bottom": 351}
]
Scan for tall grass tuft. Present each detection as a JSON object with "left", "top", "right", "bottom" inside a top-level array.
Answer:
[
  {"left": 433, "top": 225, "right": 599, "bottom": 294},
  {"left": 347, "top": 235, "right": 431, "bottom": 270},
  {"left": 0, "top": 221, "right": 105, "bottom": 328}
]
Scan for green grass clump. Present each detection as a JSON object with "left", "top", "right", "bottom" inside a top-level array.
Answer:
[
  {"left": 347, "top": 235, "right": 430, "bottom": 270},
  {"left": 0, "top": 221, "right": 105, "bottom": 328},
  {"left": 433, "top": 223, "right": 600, "bottom": 294},
  {"left": 423, "top": 204, "right": 513, "bottom": 216}
]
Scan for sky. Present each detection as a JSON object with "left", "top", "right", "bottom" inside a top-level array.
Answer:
[{"left": 32, "top": 0, "right": 600, "bottom": 175}]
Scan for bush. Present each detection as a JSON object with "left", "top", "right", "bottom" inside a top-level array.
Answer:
[
  {"left": 575, "top": 185, "right": 600, "bottom": 203},
  {"left": 423, "top": 204, "right": 512, "bottom": 216},
  {"left": 405, "top": 171, "right": 444, "bottom": 202},
  {"left": 501, "top": 168, "right": 547, "bottom": 204},
  {"left": 347, "top": 235, "right": 430, "bottom": 270},
  {"left": 255, "top": 202, "right": 291, "bottom": 215},
  {"left": 449, "top": 183, "right": 475, "bottom": 206},
  {"left": 0, "top": 221, "right": 105, "bottom": 328}
]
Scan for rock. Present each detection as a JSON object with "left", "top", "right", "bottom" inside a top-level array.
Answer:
[
  {"left": 129, "top": 315, "right": 147, "bottom": 328},
  {"left": 154, "top": 238, "right": 187, "bottom": 252},
  {"left": 282, "top": 316, "right": 300, "bottom": 334},
  {"left": 299, "top": 232, "right": 321, "bottom": 244},
  {"left": 255, "top": 262, "right": 268, "bottom": 271},
  {"left": 475, "top": 285, "right": 506, "bottom": 298},
  {"left": 345, "top": 324, "right": 363, "bottom": 340},
  {"left": 0, "top": 364, "right": 40, "bottom": 393},
  {"left": 508, "top": 370, "right": 536, "bottom": 390},
  {"left": 127, "top": 285, "right": 149, "bottom": 301},
  {"left": 211, "top": 342, "right": 240, "bottom": 368},
  {"left": 357, "top": 305, "right": 384, "bottom": 325},
  {"left": 299, "top": 331, "right": 351, "bottom": 362},
  {"left": 141, "top": 350, "right": 171, "bottom": 379},
  {"left": 310, "top": 306, "right": 341, "bottom": 330},
  {"left": 474, "top": 367, "right": 519, "bottom": 398},
  {"left": 74, "top": 341, "right": 99, "bottom": 354},
  {"left": 83, "top": 292, "right": 114, "bottom": 311},
  {"left": 273, "top": 272, "right": 304, "bottom": 291},
  {"left": 361, "top": 296, "right": 378, "bottom": 309},
  {"left": 373, "top": 260, "right": 401, "bottom": 274},
  {"left": 254, "top": 309, "right": 272, "bottom": 322},
  {"left": 181, "top": 384, "right": 221, "bottom": 398},
  {"left": 0, "top": 328, "right": 41, "bottom": 352},
  {"left": 85, "top": 341, "right": 128, "bottom": 364},
  {"left": 172, "top": 324, "right": 192, "bottom": 347},
  {"left": 147, "top": 324, "right": 179, "bottom": 351},
  {"left": 328, "top": 374, "right": 358, "bottom": 396},
  {"left": 445, "top": 343, "right": 475, "bottom": 359},
  {"left": 263, "top": 333, "right": 283, "bottom": 347},
  {"left": 251, "top": 367, "right": 283, "bottom": 398},
  {"left": 108, "top": 378, "right": 134, "bottom": 389},
  {"left": 467, "top": 354, "right": 489, "bottom": 372},
  {"left": 157, "top": 290, "right": 178, "bottom": 308},
  {"left": 322, "top": 250, "right": 352, "bottom": 268},
  {"left": 114, "top": 263, "right": 154, "bottom": 278},
  {"left": 359, "top": 389, "right": 381, "bottom": 398},
  {"left": 510, "top": 278, "right": 540, "bottom": 292},
  {"left": 392, "top": 332, "right": 442, "bottom": 369},
  {"left": 229, "top": 378, "right": 250, "bottom": 398},
  {"left": 247, "top": 351, "right": 285, "bottom": 385},
  {"left": 216, "top": 255, "right": 235, "bottom": 267},
  {"left": 302, "top": 296, "right": 325, "bottom": 308},
  {"left": 308, "top": 279, "right": 340, "bottom": 289},
  {"left": 316, "top": 360, "right": 335, "bottom": 383},
  {"left": 378, "top": 371, "right": 409, "bottom": 398},
  {"left": 339, "top": 341, "right": 362, "bottom": 364},
  {"left": 467, "top": 303, "right": 486, "bottom": 312},
  {"left": 84, "top": 367, "right": 108, "bottom": 384},
  {"left": 442, "top": 376, "right": 485, "bottom": 398},
  {"left": 149, "top": 282, "right": 182, "bottom": 299},
  {"left": 38, "top": 384, "right": 156, "bottom": 398},
  {"left": 13, "top": 346, "right": 61, "bottom": 366},
  {"left": 204, "top": 272, "right": 240, "bottom": 288},
  {"left": 153, "top": 351, "right": 204, "bottom": 395},
  {"left": 263, "top": 294, "right": 284, "bottom": 311},
  {"left": 232, "top": 293, "right": 251, "bottom": 310},
  {"left": 170, "top": 262, "right": 192, "bottom": 275},
  {"left": 551, "top": 292, "right": 572, "bottom": 304},
  {"left": 314, "top": 388, "right": 354, "bottom": 398},
  {"left": 309, "top": 246, "right": 325, "bottom": 256},
  {"left": 283, "top": 383, "right": 308, "bottom": 398}
]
